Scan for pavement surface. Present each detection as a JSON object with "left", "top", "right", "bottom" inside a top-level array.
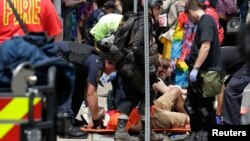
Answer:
[{"left": 58, "top": 83, "right": 113, "bottom": 141}]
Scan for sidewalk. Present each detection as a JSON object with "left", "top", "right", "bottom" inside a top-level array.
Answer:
[{"left": 58, "top": 83, "right": 113, "bottom": 141}]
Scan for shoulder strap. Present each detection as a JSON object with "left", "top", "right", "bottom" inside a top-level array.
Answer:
[
  {"left": 7, "top": 0, "right": 28, "bottom": 34},
  {"left": 128, "top": 15, "right": 144, "bottom": 45}
]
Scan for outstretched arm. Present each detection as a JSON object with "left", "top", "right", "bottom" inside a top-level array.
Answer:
[{"left": 86, "top": 82, "right": 99, "bottom": 121}]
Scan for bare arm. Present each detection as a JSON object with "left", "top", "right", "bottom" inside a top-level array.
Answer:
[
  {"left": 86, "top": 82, "right": 99, "bottom": 120},
  {"left": 153, "top": 78, "right": 171, "bottom": 94},
  {"left": 193, "top": 41, "right": 211, "bottom": 68},
  {"left": 53, "top": 17, "right": 63, "bottom": 42}
]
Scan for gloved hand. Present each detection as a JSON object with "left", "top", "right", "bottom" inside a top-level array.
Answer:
[{"left": 189, "top": 68, "right": 199, "bottom": 82}]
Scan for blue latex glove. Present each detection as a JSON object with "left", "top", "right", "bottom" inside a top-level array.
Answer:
[
  {"left": 106, "top": 71, "right": 117, "bottom": 82},
  {"left": 189, "top": 68, "right": 199, "bottom": 82}
]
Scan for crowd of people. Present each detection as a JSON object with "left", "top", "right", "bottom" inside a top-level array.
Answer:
[{"left": 0, "top": 0, "right": 250, "bottom": 141}]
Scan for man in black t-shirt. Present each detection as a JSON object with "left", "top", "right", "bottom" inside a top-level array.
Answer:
[{"left": 184, "top": 0, "right": 222, "bottom": 137}]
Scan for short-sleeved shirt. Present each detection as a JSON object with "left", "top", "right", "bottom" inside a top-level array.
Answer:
[
  {"left": 205, "top": 7, "right": 224, "bottom": 46},
  {"left": 0, "top": 0, "right": 62, "bottom": 44},
  {"left": 90, "top": 13, "right": 123, "bottom": 42},
  {"left": 83, "top": 53, "right": 104, "bottom": 87},
  {"left": 186, "top": 14, "right": 221, "bottom": 71}
]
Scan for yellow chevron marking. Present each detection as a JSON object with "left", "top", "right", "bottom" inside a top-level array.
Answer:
[
  {"left": 0, "top": 124, "right": 14, "bottom": 139},
  {"left": 0, "top": 97, "right": 41, "bottom": 139}
]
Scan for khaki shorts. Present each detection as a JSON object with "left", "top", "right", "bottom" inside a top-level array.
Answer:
[
  {"left": 152, "top": 92, "right": 188, "bottom": 128},
  {"left": 151, "top": 107, "right": 188, "bottom": 129},
  {"left": 154, "top": 91, "right": 179, "bottom": 111}
]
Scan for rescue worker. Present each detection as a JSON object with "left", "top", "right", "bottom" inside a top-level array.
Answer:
[
  {"left": 56, "top": 41, "right": 117, "bottom": 129},
  {"left": 112, "top": 0, "right": 165, "bottom": 140},
  {"left": 184, "top": 0, "right": 222, "bottom": 140}
]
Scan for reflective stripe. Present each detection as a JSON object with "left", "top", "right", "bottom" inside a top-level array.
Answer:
[
  {"left": 0, "top": 97, "right": 41, "bottom": 139},
  {"left": 0, "top": 124, "right": 14, "bottom": 139},
  {"left": 0, "top": 97, "right": 40, "bottom": 120},
  {"left": 0, "top": 99, "right": 12, "bottom": 111}
]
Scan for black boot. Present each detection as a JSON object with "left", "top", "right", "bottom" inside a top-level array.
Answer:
[
  {"left": 114, "top": 118, "right": 138, "bottom": 141},
  {"left": 57, "top": 117, "right": 88, "bottom": 139}
]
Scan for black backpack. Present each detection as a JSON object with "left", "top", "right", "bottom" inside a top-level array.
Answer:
[
  {"left": 112, "top": 12, "right": 144, "bottom": 57},
  {"left": 97, "top": 12, "right": 144, "bottom": 65}
]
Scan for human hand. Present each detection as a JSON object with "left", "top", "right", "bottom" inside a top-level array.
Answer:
[{"left": 189, "top": 68, "right": 199, "bottom": 82}]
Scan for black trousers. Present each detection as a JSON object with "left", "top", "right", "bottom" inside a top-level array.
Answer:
[
  {"left": 110, "top": 75, "right": 126, "bottom": 110},
  {"left": 71, "top": 65, "right": 88, "bottom": 116},
  {"left": 117, "top": 63, "right": 145, "bottom": 115},
  {"left": 223, "top": 63, "right": 250, "bottom": 124},
  {"left": 185, "top": 85, "right": 216, "bottom": 132}
]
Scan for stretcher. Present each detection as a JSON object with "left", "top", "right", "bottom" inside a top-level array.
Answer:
[{"left": 80, "top": 127, "right": 191, "bottom": 134}]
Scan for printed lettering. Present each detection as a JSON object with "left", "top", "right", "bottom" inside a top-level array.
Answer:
[
  {"left": 3, "top": 0, "right": 41, "bottom": 26},
  {"left": 33, "top": 0, "right": 40, "bottom": 24},
  {"left": 212, "top": 129, "right": 247, "bottom": 136},
  {"left": 212, "top": 129, "right": 219, "bottom": 136}
]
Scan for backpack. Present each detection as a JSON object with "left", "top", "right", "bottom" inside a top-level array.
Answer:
[{"left": 112, "top": 12, "right": 144, "bottom": 63}]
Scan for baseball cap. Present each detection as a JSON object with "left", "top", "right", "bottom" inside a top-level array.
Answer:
[{"left": 103, "top": 0, "right": 116, "bottom": 9}]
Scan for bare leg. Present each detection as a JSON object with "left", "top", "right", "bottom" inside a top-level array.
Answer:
[
  {"left": 173, "top": 88, "right": 188, "bottom": 114},
  {"left": 216, "top": 84, "right": 225, "bottom": 116}
]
